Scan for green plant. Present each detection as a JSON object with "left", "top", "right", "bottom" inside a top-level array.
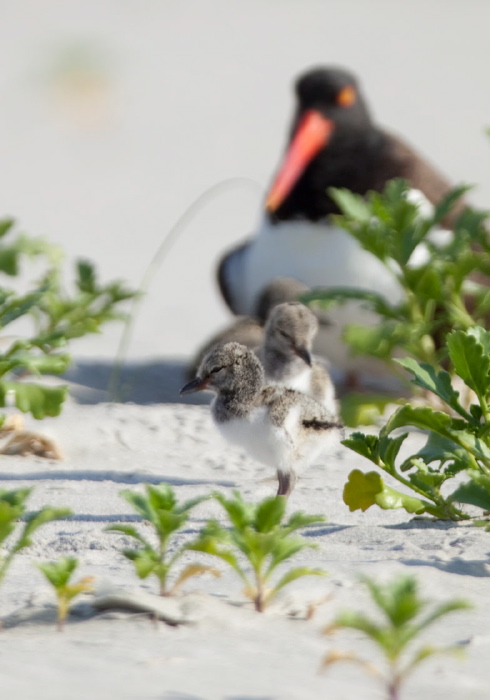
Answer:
[
  {"left": 302, "top": 179, "right": 490, "bottom": 424},
  {"left": 0, "top": 487, "right": 71, "bottom": 587},
  {"left": 323, "top": 574, "right": 470, "bottom": 700},
  {"left": 38, "top": 556, "right": 94, "bottom": 631},
  {"left": 188, "top": 491, "right": 327, "bottom": 612},
  {"left": 0, "top": 218, "right": 135, "bottom": 422},
  {"left": 106, "top": 484, "right": 218, "bottom": 596},
  {"left": 342, "top": 326, "right": 490, "bottom": 521}
]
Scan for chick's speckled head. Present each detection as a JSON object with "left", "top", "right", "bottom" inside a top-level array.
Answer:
[
  {"left": 264, "top": 302, "right": 318, "bottom": 364},
  {"left": 181, "top": 342, "right": 264, "bottom": 396}
]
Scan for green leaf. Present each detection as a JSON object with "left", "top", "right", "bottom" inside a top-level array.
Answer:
[
  {"left": 333, "top": 609, "right": 386, "bottom": 646},
  {"left": 431, "top": 185, "right": 471, "bottom": 225},
  {"left": 406, "top": 432, "right": 471, "bottom": 470},
  {"left": 341, "top": 433, "right": 380, "bottom": 464},
  {"left": 254, "top": 496, "right": 287, "bottom": 533},
  {"left": 0, "top": 381, "right": 67, "bottom": 419},
  {"left": 267, "top": 536, "right": 314, "bottom": 570},
  {"left": 328, "top": 188, "right": 372, "bottom": 223},
  {"left": 38, "top": 556, "right": 78, "bottom": 588},
  {"left": 0, "top": 219, "right": 15, "bottom": 239},
  {"left": 450, "top": 472, "right": 490, "bottom": 511},
  {"left": 76, "top": 260, "right": 97, "bottom": 294},
  {"left": 382, "top": 404, "right": 453, "bottom": 439},
  {"left": 378, "top": 432, "right": 409, "bottom": 467},
  {"left": 343, "top": 322, "right": 405, "bottom": 361},
  {"left": 267, "top": 566, "right": 327, "bottom": 604},
  {"left": 343, "top": 469, "right": 429, "bottom": 515},
  {"left": 447, "top": 328, "right": 490, "bottom": 397},
  {"left": 302, "top": 287, "right": 397, "bottom": 318},
  {"left": 466, "top": 326, "right": 490, "bottom": 356},
  {"left": 105, "top": 523, "right": 153, "bottom": 549},
  {"left": 395, "top": 358, "right": 464, "bottom": 414},
  {"left": 118, "top": 490, "right": 154, "bottom": 522},
  {"left": 17, "top": 507, "right": 71, "bottom": 551},
  {"left": 284, "top": 511, "right": 326, "bottom": 533},
  {"left": 124, "top": 548, "right": 159, "bottom": 579},
  {"left": 187, "top": 535, "right": 247, "bottom": 582},
  {"left": 343, "top": 470, "right": 384, "bottom": 512},
  {"left": 213, "top": 491, "right": 254, "bottom": 530}
]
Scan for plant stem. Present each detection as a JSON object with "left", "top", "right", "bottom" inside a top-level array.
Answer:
[
  {"left": 254, "top": 567, "right": 265, "bottom": 612},
  {"left": 388, "top": 663, "right": 400, "bottom": 700},
  {"left": 57, "top": 597, "right": 68, "bottom": 632}
]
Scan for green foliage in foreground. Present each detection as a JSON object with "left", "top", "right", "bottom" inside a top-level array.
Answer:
[
  {"left": 38, "top": 556, "right": 94, "bottom": 631},
  {"left": 0, "top": 219, "right": 135, "bottom": 422},
  {"left": 0, "top": 488, "right": 71, "bottom": 587},
  {"left": 343, "top": 326, "right": 490, "bottom": 521},
  {"left": 188, "top": 491, "right": 326, "bottom": 612},
  {"left": 302, "top": 179, "right": 490, "bottom": 427},
  {"left": 304, "top": 179, "right": 489, "bottom": 372},
  {"left": 323, "top": 575, "right": 470, "bottom": 700},
  {"left": 107, "top": 484, "right": 219, "bottom": 596}
]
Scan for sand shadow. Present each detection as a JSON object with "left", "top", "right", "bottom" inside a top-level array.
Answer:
[
  {"left": 385, "top": 520, "right": 461, "bottom": 532},
  {"left": 400, "top": 557, "right": 490, "bottom": 577},
  {"left": 301, "top": 524, "right": 350, "bottom": 537},
  {"left": 0, "top": 470, "right": 235, "bottom": 488},
  {"left": 61, "top": 359, "right": 211, "bottom": 406}
]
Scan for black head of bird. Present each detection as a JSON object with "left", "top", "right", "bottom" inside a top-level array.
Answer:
[{"left": 266, "top": 66, "right": 382, "bottom": 222}]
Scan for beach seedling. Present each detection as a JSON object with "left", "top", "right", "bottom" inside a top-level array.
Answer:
[
  {"left": 342, "top": 326, "right": 490, "bottom": 521},
  {"left": 323, "top": 574, "right": 470, "bottom": 700},
  {"left": 188, "top": 490, "right": 327, "bottom": 612},
  {"left": 0, "top": 487, "right": 71, "bottom": 587},
  {"left": 107, "top": 484, "right": 218, "bottom": 596},
  {"left": 302, "top": 179, "right": 489, "bottom": 426},
  {"left": 38, "top": 556, "right": 94, "bottom": 632},
  {"left": 0, "top": 218, "right": 135, "bottom": 423}
]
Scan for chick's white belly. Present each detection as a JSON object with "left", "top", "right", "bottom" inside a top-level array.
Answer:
[
  {"left": 216, "top": 407, "right": 288, "bottom": 469},
  {"left": 215, "top": 405, "right": 331, "bottom": 473},
  {"left": 282, "top": 366, "right": 312, "bottom": 395}
]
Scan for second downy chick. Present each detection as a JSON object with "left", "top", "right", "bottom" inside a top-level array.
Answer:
[{"left": 256, "top": 301, "right": 337, "bottom": 414}]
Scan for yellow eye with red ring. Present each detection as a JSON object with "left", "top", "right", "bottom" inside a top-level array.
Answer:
[{"left": 336, "top": 85, "right": 357, "bottom": 108}]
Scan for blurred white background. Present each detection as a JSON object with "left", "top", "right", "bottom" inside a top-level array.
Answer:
[{"left": 1, "top": 0, "right": 489, "bottom": 360}]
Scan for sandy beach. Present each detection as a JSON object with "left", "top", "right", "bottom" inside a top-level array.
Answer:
[
  {"left": 2, "top": 2, "right": 490, "bottom": 698},
  {"left": 1, "top": 400, "right": 490, "bottom": 699}
]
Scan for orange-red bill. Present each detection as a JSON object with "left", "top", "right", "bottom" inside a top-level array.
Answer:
[{"left": 266, "top": 110, "right": 334, "bottom": 212}]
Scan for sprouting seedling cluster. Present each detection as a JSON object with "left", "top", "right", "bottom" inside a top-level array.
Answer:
[
  {"left": 106, "top": 484, "right": 220, "bottom": 596},
  {"left": 323, "top": 574, "right": 471, "bottom": 700},
  {"left": 188, "top": 490, "right": 327, "bottom": 612},
  {"left": 38, "top": 557, "right": 94, "bottom": 632},
  {"left": 0, "top": 487, "right": 71, "bottom": 588}
]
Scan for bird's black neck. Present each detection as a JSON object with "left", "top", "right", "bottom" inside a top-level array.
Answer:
[{"left": 269, "top": 127, "right": 387, "bottom": 223}]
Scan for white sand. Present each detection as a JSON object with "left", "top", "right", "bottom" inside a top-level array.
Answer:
[
  {"left": 1, "top": 2, "right": 490, "bottom": 698},
  {"left": 1, "top": 401, "right": 490, "bottom": 699}
]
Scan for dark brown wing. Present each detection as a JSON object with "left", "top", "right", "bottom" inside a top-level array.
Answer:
[{"left": 379, "top": 130, "right": 467, "bottom": 229}]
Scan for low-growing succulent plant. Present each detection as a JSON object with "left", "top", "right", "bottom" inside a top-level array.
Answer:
[
  {"left": 323, "top": 574, "right": 471, "bottom": 699},
  {"left": 38, "top": 556, "right": 94, "bottom": 632},
  {"left": 188, "top": 490, "right": 327, "bottom": 612},
  {"left": 107, "top": 484, "right": 218, "bottom": 596}
]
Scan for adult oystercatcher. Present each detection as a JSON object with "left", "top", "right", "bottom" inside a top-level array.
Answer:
[{"left": 216, "top": 66, "right": 465, "bottom": 383}]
